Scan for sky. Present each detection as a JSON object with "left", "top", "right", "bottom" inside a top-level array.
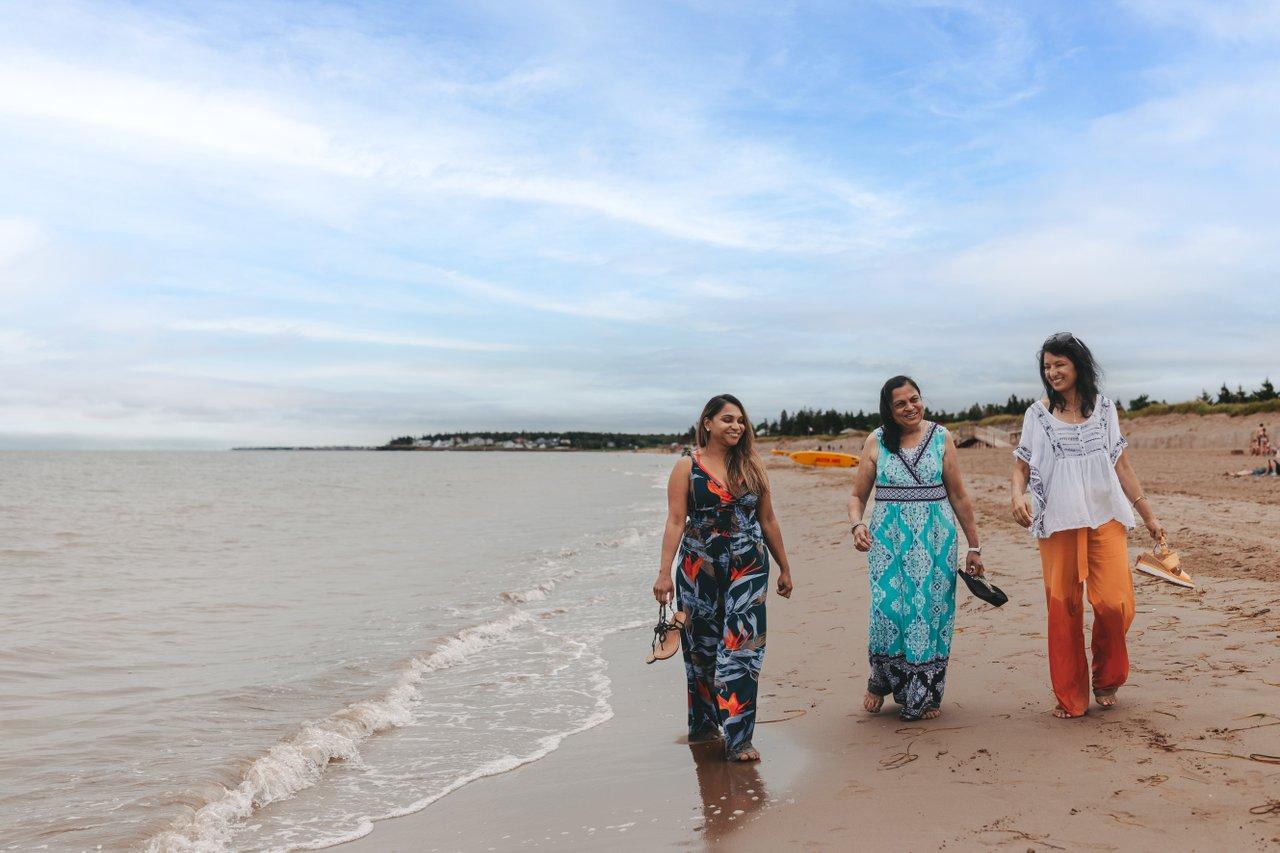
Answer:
[{"left": 1, "top": 0, "right": 1277, "bottom": 448}]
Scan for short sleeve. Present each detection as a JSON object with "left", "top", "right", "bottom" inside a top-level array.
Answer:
[
  {"left": 1105, "top": 398, "right": 1128, "bottom": 465},
  {"left": 1013, "top": 408, "right": 1035, "bottom": 464}
]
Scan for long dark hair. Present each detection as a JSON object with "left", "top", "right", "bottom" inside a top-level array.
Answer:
[
  {"left": 878, "top": 375, "right": 921, "bottom": 453},
  {"left": 696, "top": 393, "right": 769, "bottom": 497},
  {"left": 1038, "top": 332, "right": 1103, "bottom": 417}
]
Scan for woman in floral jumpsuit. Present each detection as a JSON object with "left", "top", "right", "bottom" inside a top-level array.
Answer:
[{"left": 653, "top": 394, "right": 795, "bottom": 762}]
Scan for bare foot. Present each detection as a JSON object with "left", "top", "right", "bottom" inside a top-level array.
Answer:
[
  {"left": 1096, "top": 692, "right": 1118, "bottom": 709},
  {"left": 729, "top": 745, "right": 760, "bottom": 762},
  {"left": 863, "top": 691, "right": 884, "bottom": 714},
  {"left": 1052, "top": 705, "right": 1083, "bottom": 719},
  {"left": 922, "top": 707, "right": 941, "bottom": 720}
]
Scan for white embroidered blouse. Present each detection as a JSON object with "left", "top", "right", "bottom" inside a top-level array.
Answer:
[{"left": 1013, "top": 396, "right": 1135, "bottom": 539}]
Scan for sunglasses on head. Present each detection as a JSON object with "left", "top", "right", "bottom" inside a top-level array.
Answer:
[{"left": 1044, "top": 331, "right": 1083, "bottom": 348}]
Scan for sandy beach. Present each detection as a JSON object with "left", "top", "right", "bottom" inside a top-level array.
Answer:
[{"left": 339, "top": 439, "right": 1280, "bottom": 852}]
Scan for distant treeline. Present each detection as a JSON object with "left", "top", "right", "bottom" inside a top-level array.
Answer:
[
  {"left": 768, "top": 379, "right": 1279, "bottom": 435},
  {"left": 758, "top": 395, "right": 1036, "bottom": 436},
  {"left": 385, "top": 430, "right": 689, "bottom": 449},
  {"left": 1128, "top": 378, "right": 1276, "bottom": 412},
  {"left": 386, "top": 379, "right": 1278, "bottom": 448}
]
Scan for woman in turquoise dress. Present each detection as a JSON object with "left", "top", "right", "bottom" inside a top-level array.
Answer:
[{"left": 847, "top": 376, "right": 985, "bottom": 720}]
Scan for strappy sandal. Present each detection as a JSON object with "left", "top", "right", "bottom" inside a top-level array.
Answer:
[
  {"left": 1135, "top": 537, "right": 1194, "bottom": 588},
  {"left": 645, "top": 603, "right": 686, "bottom": 664}
]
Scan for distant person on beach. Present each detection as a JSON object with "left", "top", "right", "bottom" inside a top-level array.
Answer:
[
  {"left": 653, "top": 394, "right": 794, "bottom": 762},
  {"left": 847, "top": 376, "right": 984, "bottom": 721},
  {"left": 1227, "top": 445, "right": 1279, "bottom": 477},
  {"left": 1252, "top": 423, "right": 1270, "bottom": 456},
  {"left": 1011, "top": 333, "right": 1166, "bottom": 719}
]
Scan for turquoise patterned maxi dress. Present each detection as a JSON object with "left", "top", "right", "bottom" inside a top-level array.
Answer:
[{"left": 866, "top": 422, "right": 958, "bottom": 720}]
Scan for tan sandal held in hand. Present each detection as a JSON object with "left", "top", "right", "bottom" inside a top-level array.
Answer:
[{"left": 1135, "top": 537, "right": 1194, "bottom": 588}]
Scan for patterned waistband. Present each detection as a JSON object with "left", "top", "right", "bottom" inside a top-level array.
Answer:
[{"left": 875, "top": 483, "right": 947, "bottom": 503}]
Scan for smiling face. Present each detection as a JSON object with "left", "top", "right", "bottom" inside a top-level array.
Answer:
[
  {"left": 890, "top": 384, "right": 924, "bottom": 429},
  {"left": 703, "top": 403, "right": 746, "bottom": 447},
  {"left": 1042, "top": 351, "right": 1078, "bottom": 397}
]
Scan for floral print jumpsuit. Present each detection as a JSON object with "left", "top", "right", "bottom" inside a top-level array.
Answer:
[{"left": 676, "top": 452, "right": 769, "bottom": 757}]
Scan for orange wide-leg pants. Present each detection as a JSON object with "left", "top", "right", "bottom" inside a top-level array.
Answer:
[{"left": 1037, "top": 520, "right": 1134, "bottom": 717}]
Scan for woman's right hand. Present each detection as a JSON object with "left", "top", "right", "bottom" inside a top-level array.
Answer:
[
  {"left": 1011, "top": 494, "right": 1033, "bottom": 528},
  {"left": 653, "top": 572, "right": 674, "bottom": 604},
  {"left": 852, "top": 524, "right": 872, "bottom": 552}
]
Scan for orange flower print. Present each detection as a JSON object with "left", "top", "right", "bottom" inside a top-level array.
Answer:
[
  {"left": 729, "top": 561, "right": 759, "bottom": 583},
  {"left": 722, "top": 627, "right": 748, "bottom": 651},
  {"left": 681, "top": 553, "right": 704, "bottom": 582},
  {"left": 717, "top": 692, "right": 751, "bottom": 717},
  {"left": 705, "top": 477, "right": 733, "bottom": 504}
]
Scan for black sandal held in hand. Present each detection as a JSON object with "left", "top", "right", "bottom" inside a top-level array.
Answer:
[
  {"left": 645, "top": 603, "right": 686, "bottom": 664},
  {"left": 959, "top": 569, "right": 1008, "bottom": 607}
]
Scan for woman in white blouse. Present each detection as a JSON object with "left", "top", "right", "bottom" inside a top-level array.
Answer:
[{"left": 1011, "top": 333, "right": 1165, "bottom": 719}]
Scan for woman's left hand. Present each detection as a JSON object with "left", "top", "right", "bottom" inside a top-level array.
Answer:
[
  {"left": 1146, "top": 518, "right": 1166, "bottom": 544},
  {"left": 776, "top": 571, "right": 793, "bottom": 599},
  {"left": 963, "top": 552, "right": 984, "bottom": 577}
]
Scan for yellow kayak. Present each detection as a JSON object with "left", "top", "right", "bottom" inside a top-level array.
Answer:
[{"left": 788, "top": 451, "right": 859, "bottom": 468}]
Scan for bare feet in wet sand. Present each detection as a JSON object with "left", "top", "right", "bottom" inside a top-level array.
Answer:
[
  {"left": 1095, "top": 691, "right": 1118, "bottom": 709},
  {"left": 1053, "top": 705, "right": 1083, "bottom": 719},
  {"left": 730, "top": 745, "right": 760, "bottom": 762},
  {"left": 921, "top": 708, "right": 941, "bottom": 720},
  {"left": 863, "top": 691, "right": 884, "bottom": 713}
]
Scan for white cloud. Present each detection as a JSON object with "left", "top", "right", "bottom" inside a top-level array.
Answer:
[
  {"left": 686, "top": 280, "right": 754, "bottom": 300},
  {"left": 170, "top": 318, "right": 521, "bottom": 351},
  {"left": 425, "top": 267, "right": 675, "bottom": 322},
  {"left": 1126, "top": 0, "right": 1280, "bottom": 42},
  {"left": 0, "top": 218, "right": 46, "bottom": 267},
  {"left": 0, "top": 26, "right": 906, "bottom": 256},
  {"left": 0, "top": 57, "right": 379, "bottom": 175},
  {"left": 939, "top": 220, "right": 1262, "bottom": 298},
  {"left": 0, "top": 328, "right": 65, "bottom": 363}
]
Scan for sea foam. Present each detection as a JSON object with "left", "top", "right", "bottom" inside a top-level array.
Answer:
[{"left": 144, "top": 611, "right": 535, "bottom": 852}]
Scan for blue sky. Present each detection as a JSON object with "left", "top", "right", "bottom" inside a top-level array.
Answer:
[{"left": 1, "top": 1, "right": 1277, "bottom": 447}]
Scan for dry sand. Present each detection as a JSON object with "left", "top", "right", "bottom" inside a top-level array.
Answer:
[{"left": 339, "top": 445, "right": 1280, "bottom": 852}]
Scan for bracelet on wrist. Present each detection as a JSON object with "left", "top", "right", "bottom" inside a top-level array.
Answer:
[{"left": 851, "top": 522, "right": 867, "bottom": 535}]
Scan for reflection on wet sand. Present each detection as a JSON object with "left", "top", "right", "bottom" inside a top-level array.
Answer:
[{"left": 687, "top": 740, "right": 769, "bottom": 840}]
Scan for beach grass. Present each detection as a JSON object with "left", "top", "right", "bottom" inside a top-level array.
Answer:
[{"left": 1123, "top": 398, "right": 1280, "bottom": 419}]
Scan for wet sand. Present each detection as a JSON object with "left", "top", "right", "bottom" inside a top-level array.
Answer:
[
  {"left": 335, "top": 630, "right": 810, "bottom": 851},
  {"left": 340, "top": 447, "right": 1280, "bottom": 851}
]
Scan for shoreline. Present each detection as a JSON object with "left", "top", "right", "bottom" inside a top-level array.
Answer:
[{"left": 332, "top": 629, "right": 811, "bottom": 852}]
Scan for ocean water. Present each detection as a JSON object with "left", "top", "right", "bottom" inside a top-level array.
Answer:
[{"left": 0, "top": 450, "right": 672, "bottom": 851}]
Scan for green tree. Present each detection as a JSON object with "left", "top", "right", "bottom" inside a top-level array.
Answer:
[{"left": 1128, "top": 394, "right": 1151, "bottom": 411}]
